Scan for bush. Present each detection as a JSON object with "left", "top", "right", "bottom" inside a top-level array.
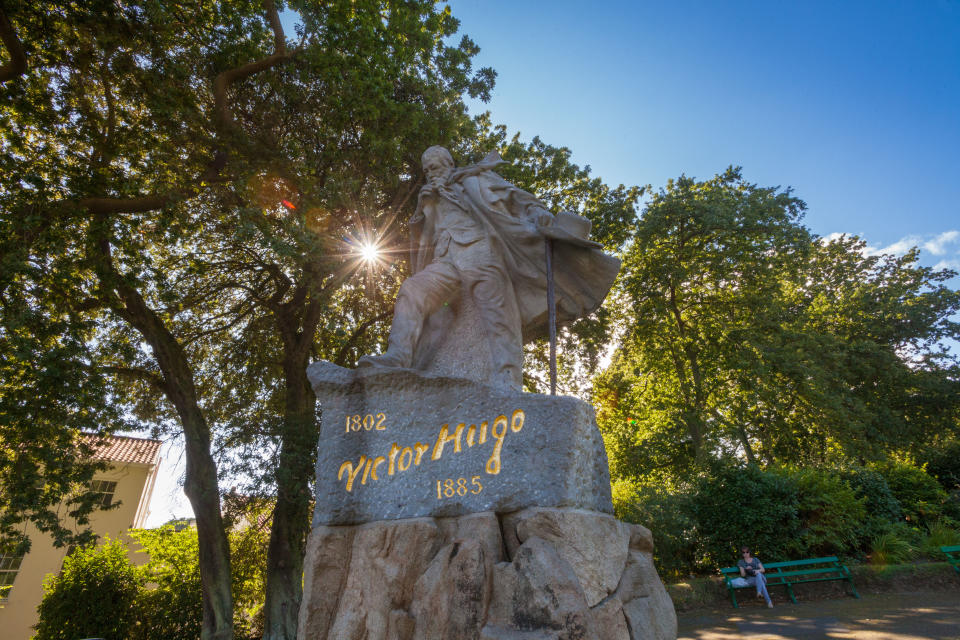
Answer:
[
  {"left": 873, "top": 461, "right": 950, "bottom": 527},
  {"left": 34, "top": 523, "right": 268, "bottom": 640},
  {"left": 128, "top": 526, "right": 203, "bottom": 640},
  {"left": 773, "top": 467, "right": 867, "bottom": 557},
  {"left": 870, "top": 531, "right": 915, "bottom": 565},
  {"left": 613, "top": 479, "right": 697, "bottom": 578},
  {"left": 130, "top": 522, "right": 268, "bottom": 640},
  {"left": 838, "top": 466, "right": 903, "bottom": 545},
  {"left": 919, "top": 441, "right": 960, "bottom": 492},
  {"left": 34, "top": 539, "right": 143, "bottom": 640},
  {"left": 691, "top": 463, "right": 801, "bottom": 567},
  {"left": 919, "top": 520, "right": 960, "bottom": 559}
]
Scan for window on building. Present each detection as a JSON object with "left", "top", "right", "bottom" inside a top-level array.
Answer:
[
  {"left": 89, "top": 479, "right": 118, "bottom": 507},
  {"left": 0, "top": 554, "right": 23, "bottom": 601}
]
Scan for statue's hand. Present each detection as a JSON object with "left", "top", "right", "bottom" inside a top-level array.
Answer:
[{"left": 531, "top": 210, "right": 554, "bottom": 228}]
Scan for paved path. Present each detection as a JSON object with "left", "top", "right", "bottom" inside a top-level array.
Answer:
[{"left": 678, "top": 591, "right": 960, "bottom": 640}]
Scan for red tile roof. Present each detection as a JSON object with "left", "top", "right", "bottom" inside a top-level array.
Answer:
[{"left": 85, "top": 435, "right": 162, "bottom": 466}]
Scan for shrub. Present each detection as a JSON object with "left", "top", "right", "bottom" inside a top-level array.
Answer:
[
  {"left": 919, "top": 441, "right": 960, "bottom": 492},
  {"left": 919, "top": 520, "right": 960, "bottom": 559},
  {"left": 129, "top": 522, "right": 268, "bottom": 640},
  {"left": 838, "top": 466, "right": 903, "bottom": 546},
  {"left": 691, "top": 463, "right": 801, "bottom": 567},
  {"left": 128, "top": 526, "right": 203, "bottom": 640},
  {"left": 34, "top": 539, "right": 143, "bottom": 640},
  {"left": 773, "top": 467, "right": 867, "bottom": 557},
  {"left": 613, "top": 479, "right": 698, "bottom": 578},
  {"left": 873, "top": 461, "right": 949, "bottom": 527},
  {"left": 870, "top": 531, "right": 915, "bottom": 565}
]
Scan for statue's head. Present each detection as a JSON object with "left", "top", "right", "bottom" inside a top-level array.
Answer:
[{"left": 421, "top": 146, "right": 455, "bottom": 185}]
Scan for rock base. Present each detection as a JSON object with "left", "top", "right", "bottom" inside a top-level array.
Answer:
[{"left": 297, "top": 507, "right": 676, "bottom": 640}]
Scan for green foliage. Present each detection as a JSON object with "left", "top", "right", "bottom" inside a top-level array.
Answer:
[
  {"left": 33, "top": 524, "right": 268, "bottom": 640},
  {"left": 612, "top": 479, "right": 697, "bottom": 579},
  {"left": 919, "top": 440, "right": 960, "bottom": 491},
  {"left": 128, "top": 526, "right": 203, "bottom": 640},
  {"left": 838, "top": 466, "right": 903, "bottom": 542},
  {"left": 129, "top": 523, "right": 269, "bottom": 639},
  {"left": 919, "top": 521, "right": 960, "bottom": 558},
  {"left": 773, "top": 467, "right": 867, "bottom": 556},
  {"left": 690, "top": 463, "right": 801, "bottom": 567},
  {"left": 873, "top": 461, "right": 950, "bottom": 527},
  {"left": 595, "top": 168, "right": 960, "bottom": 482},
  {"left": 33, "top": 539, "right": 143, "bottom": 640},
  {"left": 870, "top": 531, "right": 915, "bottom": 565}
]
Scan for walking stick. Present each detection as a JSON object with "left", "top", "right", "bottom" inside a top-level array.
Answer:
[{"left": 545, "top": 237, "right": 557, "bottom": 395}]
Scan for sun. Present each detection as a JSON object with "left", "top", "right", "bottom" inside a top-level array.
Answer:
[{"left": 360, "top": 242, "right": 379, "bottom": 262}]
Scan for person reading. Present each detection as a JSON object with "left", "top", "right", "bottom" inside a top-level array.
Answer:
[{"left": 738, "top": 546, "right": 773, "bottom": 608}]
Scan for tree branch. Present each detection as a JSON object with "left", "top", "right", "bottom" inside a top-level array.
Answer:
[
  {"left": 77, "top": 194, "right": 176, "bottom": 214},
  {"left": 334, "top": 311, "right": 393, "bottom": 366},
  {"left": 99, "top": 365, "right": 166, "bottom": 392},
  {"left": 213, "top": 0, "right": 293, "bottom": 134},
  {"left": 0, "top": 9, "right": 27, "bottom": 84}
]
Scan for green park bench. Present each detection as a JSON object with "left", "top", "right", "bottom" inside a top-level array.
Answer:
[
  {"left": 720, "top": 556, "right": 860, "bottom": 608},
  {"left": 943, "top": 544, "right": 960, "bottom": 575}
]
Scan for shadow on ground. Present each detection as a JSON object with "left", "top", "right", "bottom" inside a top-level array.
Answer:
[{"left": 678, "top": 591, "right": 960, "bottom": 640}]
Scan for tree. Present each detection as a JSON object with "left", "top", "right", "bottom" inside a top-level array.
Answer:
[
  {"left": 2, "top": 2, "right": 491, "bottom": 638},
  {"left": 3, "top": 4, "right": 640, "bottom": 638},
  {"left": 596, "top": 168, "right": 960, "bottom": 482}
]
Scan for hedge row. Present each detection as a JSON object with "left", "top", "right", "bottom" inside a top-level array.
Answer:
[{"left": 614, "top": 460, "right": 960, "bottom": 579}]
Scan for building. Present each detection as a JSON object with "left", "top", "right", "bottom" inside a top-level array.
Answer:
[{"left": 0, "top": 434, "right": 162, "bottom": 640}]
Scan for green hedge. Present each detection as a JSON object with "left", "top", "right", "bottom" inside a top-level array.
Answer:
[{"left": 616, "top": 459, "right": 960, "bottom": 577}]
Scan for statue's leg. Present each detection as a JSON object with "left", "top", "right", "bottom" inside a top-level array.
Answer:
[
  {"left": 465, "top": 263, "right": 523, "bottom": 389},
  {"left": 358, "top": 262, "right": 459, "bottom": 369}
]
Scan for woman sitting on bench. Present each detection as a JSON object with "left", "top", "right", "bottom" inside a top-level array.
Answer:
[{"left": 738, "top": 546, "right": 773, "bottom": 608}]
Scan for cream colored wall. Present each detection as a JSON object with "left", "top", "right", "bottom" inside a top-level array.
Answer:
[{"left": 0, "top": 461, "right": 157, "bottom": 640}]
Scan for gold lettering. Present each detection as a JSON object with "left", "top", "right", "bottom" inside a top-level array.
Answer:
[
  {"left": 431, "top": 423, "right": 464, "bottom": 460},
  {"left": 479, "top": 421, "right": 488, "bottom": 444},
  {"left": 361, "top": 457, "right": 373, "bottom": 485},
  {"left": 467, "top": 424, "right": 477, "bottom": 447},
  {"left": 414, "top": 441, "right": 430, "bottom": 465},
  {"left": 338, "top": 456, "right": 367, "bottom": 492},
  {"left": 486, "top": 415, "right": 509, "bottom": 475},
  {"left": 388, "top": 443, "right": 402, "bottom": 476},
  {"left": 398, "top": 447, "right": 413, "bottom": 471},
  {"left": 370, "top": 456, "right": 386, "bottom": 481},
  {"left": 511, "top": 409, "right": 525, "bottom": 432}
]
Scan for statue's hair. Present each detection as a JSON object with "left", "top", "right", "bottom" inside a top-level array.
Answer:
[{"left": 421, "top": 145, "right": 455, "bottom": 168}]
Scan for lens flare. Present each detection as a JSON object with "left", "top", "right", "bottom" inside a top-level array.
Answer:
[{"left": 360, "top": 243, "right": 379, "bottom": 262}]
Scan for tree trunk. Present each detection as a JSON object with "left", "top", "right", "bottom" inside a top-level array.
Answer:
[
  {"left": 262, "top": 307, "right": 321, "bottom": 640},
  {"left": 92, "top": 232, "right": 234, "bottom": 640}
]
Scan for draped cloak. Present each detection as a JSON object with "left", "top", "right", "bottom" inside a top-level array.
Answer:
[{"left": 408, "top": 155, "right": 621, "bottom": 344}]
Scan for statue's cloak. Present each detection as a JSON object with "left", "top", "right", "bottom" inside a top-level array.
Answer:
[{"left": 409, "top": 155, "right": 621, "bottom": 342}]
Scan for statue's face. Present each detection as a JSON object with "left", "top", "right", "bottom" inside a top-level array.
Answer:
[{"left": 423, "top": 153, "right": 453, "bottom": 185}]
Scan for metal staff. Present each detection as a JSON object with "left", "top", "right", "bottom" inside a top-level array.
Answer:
[{"left": 545, "top": 237, "right": 557, "bottom": 395}]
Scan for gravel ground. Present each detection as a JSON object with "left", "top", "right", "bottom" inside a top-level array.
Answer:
[{"left": 677, "top": 591, "right": 960, "bottom": 639}]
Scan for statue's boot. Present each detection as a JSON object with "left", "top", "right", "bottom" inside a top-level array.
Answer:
[{"left": 357, "top": 351, "right": 409, "bottom": 369}]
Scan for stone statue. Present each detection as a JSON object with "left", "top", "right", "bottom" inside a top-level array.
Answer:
[
  {"left": 359, "top": 146, "right": 620, "bottom": 389},
  {"left": 303, "top": 149, "right": 677, "bottom": 640}
]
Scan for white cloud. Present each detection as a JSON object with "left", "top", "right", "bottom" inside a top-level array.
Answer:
[
  {"left": 922, "top": 230, "right": 960, "bottom": 255},
  {"left": 840, "top": 230, "right": 960, "bottom": 258},
  {"left": 933, "top": 259, "right": 960, "bottom": 271},
  {"left": 863, "top": 235, "right": 923, "bottom": 257},
  {"left": 820, "top": 232, "right": 846, "bottom": 244}
]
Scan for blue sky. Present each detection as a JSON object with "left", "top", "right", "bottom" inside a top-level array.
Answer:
[
  {"left": 450, "top": 0, "right": 960, "bottom": 270},
  {"left": 147, "top": 0, "right": 960, "bottom": 525}
]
